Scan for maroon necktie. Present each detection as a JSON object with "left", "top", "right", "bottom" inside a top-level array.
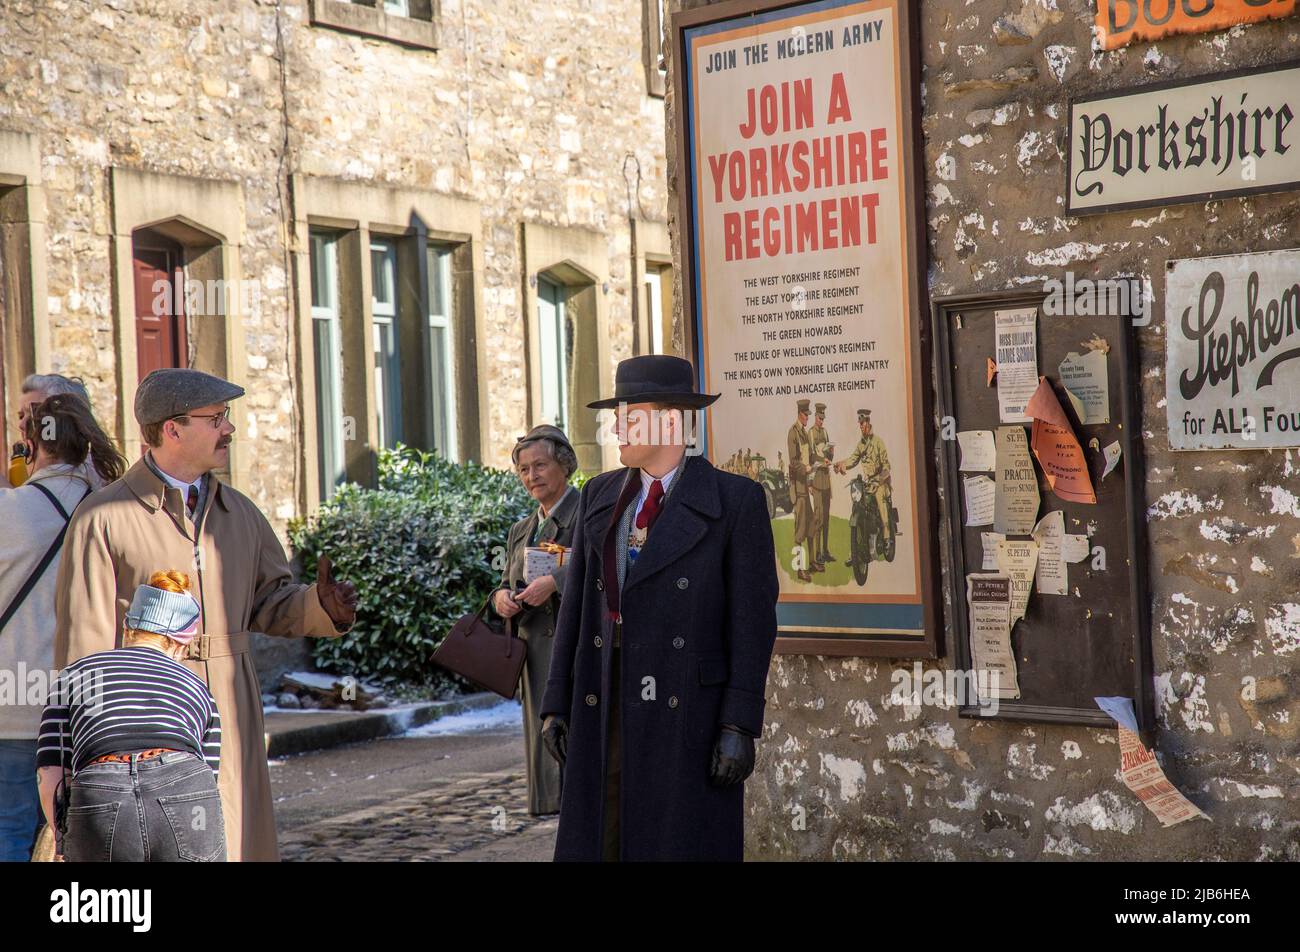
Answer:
[
  {"left": 636, "top": 479, "right": 665, "bottom": 532},
  {"left": 186, "top": 485, "right": 199, "bottom": 517}
]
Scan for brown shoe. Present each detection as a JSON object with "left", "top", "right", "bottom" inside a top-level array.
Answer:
[
  {"left": 811, "top": 561, "right": 825, "bottom": 572},
  {"left": 797, "top": 569, "right": 812, "bottom": 582}
]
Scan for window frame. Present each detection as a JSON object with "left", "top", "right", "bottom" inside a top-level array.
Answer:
[{"left": 310, "top": 229, "right": 347, "bottom": 499}]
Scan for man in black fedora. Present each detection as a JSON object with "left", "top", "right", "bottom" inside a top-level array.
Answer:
[{"left": 539, "top": 354, "right": 779, "bottom": 861}]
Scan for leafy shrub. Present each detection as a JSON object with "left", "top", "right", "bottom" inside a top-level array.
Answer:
[{"left": 288, "top": 445, "right": 535, "bottom": 691}]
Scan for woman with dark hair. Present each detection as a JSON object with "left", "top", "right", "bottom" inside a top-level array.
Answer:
[
  {"left": 491, "top": 424, "right": 580, "bottom": 816},
  {"left": 0, "top": 393, "right": 125, "bottom": 861}
]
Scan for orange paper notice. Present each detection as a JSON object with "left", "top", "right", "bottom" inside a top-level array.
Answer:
[
  {"left": 1118, "top": 726, "right": 1209, "bottom": 828},
  {"left": 1025, "top": 377, "right": 1096, "bottom": 504}
]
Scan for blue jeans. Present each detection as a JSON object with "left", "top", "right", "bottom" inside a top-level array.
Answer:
[
  {"left": 63, "top": 752, "right": 226, "bottom": 862},
  {"left": 0, "top": 739, "right": 40, "bottom": 862}
]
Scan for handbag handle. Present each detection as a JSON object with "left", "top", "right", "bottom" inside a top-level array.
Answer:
[{"left": 466, "top": 592, "right": 519, "bottom": 659}]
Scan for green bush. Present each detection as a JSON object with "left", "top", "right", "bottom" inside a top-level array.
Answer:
[{"left": 288, "top": 445, "right": 536, "bottom": 692}]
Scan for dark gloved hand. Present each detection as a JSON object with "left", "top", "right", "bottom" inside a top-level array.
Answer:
[
  {"left": 709, "top": 725, "right": 755, "bottom": 786},
  {"left": 541, "top": 715, "right": 568, "bottom": 766}
]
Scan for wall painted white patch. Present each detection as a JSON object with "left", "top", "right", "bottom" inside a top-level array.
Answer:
[{"left": 819, "top": 753, "right": 868, "bottom": 801}]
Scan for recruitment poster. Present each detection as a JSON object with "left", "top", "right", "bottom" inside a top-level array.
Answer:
[{"left": 676, "top": 0, "right": 935, "bottom": 654}]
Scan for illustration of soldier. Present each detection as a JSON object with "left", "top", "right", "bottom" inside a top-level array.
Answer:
[
  {"left": 809, "top": 403, "right": 835, "bottom": 564},
  {"left": 786, "top": 398, "right": 822, "bottom": 582},
  {"left": 835, "top": 408, "right": 895, "bottom": 581}
]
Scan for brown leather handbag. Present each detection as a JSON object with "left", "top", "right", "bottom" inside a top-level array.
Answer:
[{"left": 431, "top": 593, "right": 526, "bottom": 699}]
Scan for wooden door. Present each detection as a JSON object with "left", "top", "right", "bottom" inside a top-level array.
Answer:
[{"left": 133, "top": 240, "right": 188, "bottom": 382}]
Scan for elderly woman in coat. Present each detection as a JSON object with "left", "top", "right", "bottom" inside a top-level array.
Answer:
[{"left": 491, "top": 424, "right": 580, "bottom": 816}]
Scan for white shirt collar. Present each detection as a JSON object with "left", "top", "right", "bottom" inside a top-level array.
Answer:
[
  {"left": 147, "top": 453, "right": 203, "bottom": 495},
  {"left": 639, "top": 464, "right": 679, "bottom": 498}
]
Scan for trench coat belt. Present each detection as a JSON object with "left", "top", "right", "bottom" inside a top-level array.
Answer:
[{"left": 185, "top": 630, "right": 253, "bottom": 661}]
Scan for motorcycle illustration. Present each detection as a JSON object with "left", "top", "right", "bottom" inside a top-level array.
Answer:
[{"left": 846, "top": 474, "right": 899, "bottom": 586}]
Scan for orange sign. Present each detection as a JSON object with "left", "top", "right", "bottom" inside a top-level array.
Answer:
[{"left": 1095, "top": 0, "right": 1297, "bottom": 50}]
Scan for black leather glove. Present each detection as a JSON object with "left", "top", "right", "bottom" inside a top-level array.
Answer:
[
  {"left": 709, "top": 725, "right": 755, "bottom": 786},
  {"left": 541, "top": 714, "right": 568, "bottom": 766}
]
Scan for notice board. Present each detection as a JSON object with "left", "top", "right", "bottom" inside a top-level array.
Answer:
[{"left": 932, "top": 289, "right": 1154, "bottom": 731}]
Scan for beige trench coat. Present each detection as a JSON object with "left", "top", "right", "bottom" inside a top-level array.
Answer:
[{"left": 53, "top": 457, "right": 345, "bottom": 861}]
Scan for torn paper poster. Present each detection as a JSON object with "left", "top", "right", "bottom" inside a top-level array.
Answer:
[
  {"left": 1080, "top": 334, "right": 1110, "bottom": 354},
  {"left": 1061, "top": 533, "right": 1090, "bottom": 563},
  {"left": 993, "top": 425, "right": 1040, "bottom": 534},
  {"left": 1031, "top": 510, "right": 1068, "bottom": 595},
  {"left": 987, "top": 357, "right": 997, "bottom": 387},
  {"left": 995, "top": 308, "right": 1038, "bottom": 423},
  {"left": 1059, "top": 350, "right": 1110, "bottom": 424},
  {"left": 1025, "top": 377, "right": 1097, "bottom": 505},
  {"left": 968, "top": 573, "right": 1020, "bottom": 700},
  {"left": 957, "top": 430, "right": 996, "bottom": 471},
  {"left": 964, "top": 475, "right": 996, "bottom": 526},
  {"left": 995, "top": 538, "right": 1039, "bottom": 624},
  {"left": 1102, "top": 440, "right": 1122, "bottom": 480},
  {"left": 1094, "top": 696, "right": 1210, "bottom": 828},
  {"left": 981, "top": 531, "right": 1006, "bottom": 570}
]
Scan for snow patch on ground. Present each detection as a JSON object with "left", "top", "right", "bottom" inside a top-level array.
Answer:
[{"left": 403, "top": 700, "right": 523, "bottom": 736}]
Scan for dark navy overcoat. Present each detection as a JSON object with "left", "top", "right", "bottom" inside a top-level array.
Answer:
[{"left": 539, "top": 453, "right": 778, "bottom": 861}]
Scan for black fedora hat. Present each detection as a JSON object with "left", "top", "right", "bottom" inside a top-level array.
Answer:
[{"left": 586, "top": 355, "right": 721, "bottom": 410}]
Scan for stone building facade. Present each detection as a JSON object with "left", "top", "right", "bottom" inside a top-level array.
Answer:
[
  {"left": 1, "top": 1, "right": 673, "bottom": 681},
  {"left": 664, "top": 0, "right": 1300, "bottom": 859}
]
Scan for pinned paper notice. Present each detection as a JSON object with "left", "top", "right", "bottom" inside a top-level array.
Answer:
[
  {"left": 995, "top": 308, "right": 1038, "bottom": 423},
  {"left": 1102, "top": 440, "right": 1122, "bottom": 480},
  {"left": 995, "top": 538, "right": 1039, "bottom": 624},
  {"left": 968, "top": 574, "right": 1019, "bottom": 700},
  {"left": 1025, "top": 377, "right": 1097, "bottom": 505},
  {"left": 1031, "top": 510, "right": 1068, "bottom": 596},
  {"left": 964, "top": 475, "right": 996, "bottom": 526},
  {"left": 981, "top": 531, "right": 1006, "bottom": 570},
  {"left": 993, "top": 426, "right": 1040, "bottom": 535},
  {"left": 987, "top": 357, "right": 998, "bottom": 387},
  {"left": 1095, "top": 697, "right": 1210, "bottom": 828},
  {"left": 1062, "top": 533, "right": 1090, "bottom": 563},
  {"left": 957, "top": 430, "right": 996, "bottom": 471},
  {"left": 1058, "top": 350, "right": 1110, "bottom": 424}
]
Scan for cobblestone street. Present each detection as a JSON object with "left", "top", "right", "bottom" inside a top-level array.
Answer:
[{"left": 270, "top": 712, "right": 557, "bottom": 861}]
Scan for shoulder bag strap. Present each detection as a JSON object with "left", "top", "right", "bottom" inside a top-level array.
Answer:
[{"left": 0, "top": 482, "right": 92, "bottom": 635}]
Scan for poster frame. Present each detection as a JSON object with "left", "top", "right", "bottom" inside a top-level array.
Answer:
[{"left": 670, "top": 0, "right": 939, "bottom": 657}]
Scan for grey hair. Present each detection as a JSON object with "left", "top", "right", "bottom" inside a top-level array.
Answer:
[
  {"left": 512, "top": 435, "right": 579, "bottom": 478},
  {"left": 22, "top": 373, "right": 91, "bottom": 405}
]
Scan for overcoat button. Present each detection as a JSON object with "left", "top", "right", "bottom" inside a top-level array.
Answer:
[
  {"left": 596, "top": 579, "right": 604, "bottom": 591},
  {"left": 594, "top": 636, "right": 603, "bottom": 648},
  {"left": 676, "top": 577, "right": 689, "bottom": 589},
  {"left": 669, "top": 696, "right": 679, "bottom": 708},
  {"left": 586, "top": 694, "right": 598, "bottom": 706},
  {"left": 672, "top": 636, "right": 685, "bottom": 649}
]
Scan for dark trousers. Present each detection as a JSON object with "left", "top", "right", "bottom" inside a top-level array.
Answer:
[
  {"left": 63, "top": 751, "right": 226, "bottom": 862},
  {"left": 602, "top": 644, "right": 621, "bottom": 862}
]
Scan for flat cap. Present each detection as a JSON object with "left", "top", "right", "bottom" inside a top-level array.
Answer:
[{"left": 135, "top": 368, "right": 245, "bottom": 426}]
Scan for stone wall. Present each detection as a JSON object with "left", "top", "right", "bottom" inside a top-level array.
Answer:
[{"left": 665, "top": 0, "right": 1300, "bottom": 859}]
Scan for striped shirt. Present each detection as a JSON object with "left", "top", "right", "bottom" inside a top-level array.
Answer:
[{"left": 36, "top": 645, "right": 221, "bottom": 777}]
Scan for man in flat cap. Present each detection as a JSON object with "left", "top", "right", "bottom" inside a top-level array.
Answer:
[
  {"left": 786, "top": 398, "right": 819, "bottom": 582},
  {"left": 809, "top": 403, "right": 835, "bottom": 565},
  {"left": 54, "top": 368, "right": 358, "bottom": 861},
  {"left": 835, "top": 408, "right": 894, "bottom": 549}
]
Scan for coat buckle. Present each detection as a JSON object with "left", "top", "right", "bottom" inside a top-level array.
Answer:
[{"left": 187, "top": 634, "right": 211, "bottom": 661}]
